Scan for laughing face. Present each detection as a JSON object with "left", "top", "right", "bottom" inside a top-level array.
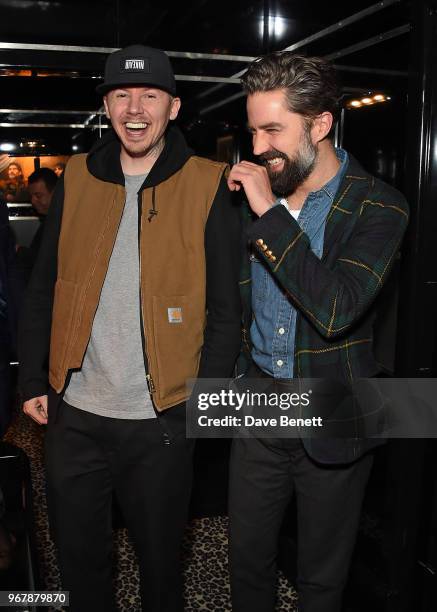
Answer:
[
  {"left": 103, "top": 87, "right": 181, "bottom": 168},
  {"left": 247, "top": 89, "right": 319, "bottom": 196}
]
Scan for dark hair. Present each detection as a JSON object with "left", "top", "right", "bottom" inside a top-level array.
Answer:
[
  {"left": 28, "top": 167, "right": 58, "bottom": 192},
  {"left": 241, "top": 52, "right": 342, "bottom": 134},
  {"left": 8, "top": 162, "right": 23, "bottom": 173}
]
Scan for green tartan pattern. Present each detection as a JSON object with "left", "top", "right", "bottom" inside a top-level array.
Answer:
[{"left": 238, "top": 155, "right": 409, "bottom": 382}]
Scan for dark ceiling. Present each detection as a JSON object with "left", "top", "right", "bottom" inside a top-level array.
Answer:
[{"left": 0, "top": 0, "right": 411, "bottom": 155}]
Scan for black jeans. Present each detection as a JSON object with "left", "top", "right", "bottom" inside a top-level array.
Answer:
[
  {"left": 45, "top": 400, "right": 194, "bottom": 612},
  {"left": 228, "top": 366, "right": 373, "bottom": 612}
]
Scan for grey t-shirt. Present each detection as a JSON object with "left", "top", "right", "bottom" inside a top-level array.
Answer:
[{"left": 64, "top": 173, "right": 156, "bottom": 419}]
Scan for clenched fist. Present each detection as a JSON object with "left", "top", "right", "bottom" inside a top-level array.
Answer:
[{"left": 227, "top": 161, "right": 276, "bottom": 217}]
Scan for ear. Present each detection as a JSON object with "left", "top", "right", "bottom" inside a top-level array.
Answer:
[
  {"left": 169, "top": 97, "right": 181, "bottom": 121},
  {"left": 312, "top": 112, "right": 334, "bottom": 143},
  {"left": 103, "top": 96, "right": 110, "bottom": 119}
]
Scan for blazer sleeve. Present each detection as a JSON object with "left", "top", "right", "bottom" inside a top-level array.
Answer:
[{"left": 247, "top": 182, "right": 409, "bottom": 340}]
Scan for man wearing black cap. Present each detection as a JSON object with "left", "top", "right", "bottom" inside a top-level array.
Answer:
[{"left": 19, "top": 45, "right": 241, "bottom": 612}]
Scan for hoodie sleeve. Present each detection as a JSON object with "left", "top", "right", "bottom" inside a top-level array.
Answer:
[
  {"left": 197, "top": 176, "right": 242, "bottom": 378},
  {"left": 18, "top": 178, "right": 64, "bottom": 400}
]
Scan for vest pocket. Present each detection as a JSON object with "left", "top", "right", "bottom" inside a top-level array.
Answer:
[
  {"left": 152, "top": 294, "right": 204, "bottom": 399},
  {"left": 49, "top": 278, "right": 78, "bottom": 389}
]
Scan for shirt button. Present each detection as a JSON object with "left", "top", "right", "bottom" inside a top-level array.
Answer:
[
  {"left": 278, "top": 327, "right": 285, "bottom": 335},
  {"left": 276, "top": 359, "right": 284, "bottom": 367}
]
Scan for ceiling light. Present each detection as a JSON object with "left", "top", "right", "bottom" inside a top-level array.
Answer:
[
  {"left": 0, "top": 69, "right": 32, "bottom": 77},
  {"left": 19, "top": 139, "right": 46, "bottom": 151},
  {"left": 347, "top": 92, "right": 391, "bottom": 110},
  {"left": 0, "top": 143, "right": 16, "bottom": 152},
  {"left": 259, "top": 15, "right": 286, "bottom": 38}
]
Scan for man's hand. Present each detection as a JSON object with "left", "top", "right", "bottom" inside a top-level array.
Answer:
[
  {"left": 23, "top": 395, "right": 48, "bottom": 425},
  {"left": 228, "top": 161, "right": 276, "bottom": 217}
]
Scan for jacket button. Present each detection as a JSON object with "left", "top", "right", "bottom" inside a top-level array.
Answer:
[
  {"left": 261, "top": 244, "right": 268, "bottom": 251},
  {"left": 256, "top": 238, "right": 264, "bottom": 246},
  {"left": 271, "top": 255, "right": 277, "bottom": 262},
  {"left": 266, "top": 250, "right": 273, "bottom": 257}
]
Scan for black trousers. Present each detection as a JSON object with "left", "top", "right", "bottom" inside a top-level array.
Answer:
[
  {"left": 0, "top": 356, "right": 11, "bottom": 436},
  {"left": 229, "top": 434, "right": 373, "bottom": 612},
  {"left": 45, "top": 400, "right": 194, "bottom": 612}
]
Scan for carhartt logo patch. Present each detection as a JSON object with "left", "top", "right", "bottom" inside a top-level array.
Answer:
[
  {"left": 121, "top": 58, "right": 150, "bottom": 72},
  {"left": 168, "top": 307, "right": 183, "bottom": 323}
]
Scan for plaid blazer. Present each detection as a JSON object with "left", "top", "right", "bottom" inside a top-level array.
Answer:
[{"left": 238, "top": 154, "right": 409, "bottom": 463}]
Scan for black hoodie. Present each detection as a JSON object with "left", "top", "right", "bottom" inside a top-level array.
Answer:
[{"left": 18, "top": 125, "right": 242, "bottom": 429}]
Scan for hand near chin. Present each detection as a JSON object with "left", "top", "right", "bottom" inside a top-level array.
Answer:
[{"left": 227, "top": 161, "right": 276, "bottom": 217}]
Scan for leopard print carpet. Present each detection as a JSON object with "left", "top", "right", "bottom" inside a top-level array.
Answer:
[{"left": 5, "top": 409, "right": 298, "bottom": 611}]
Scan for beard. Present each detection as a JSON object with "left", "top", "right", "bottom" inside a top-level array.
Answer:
[{"left": 259, "top": 127, "right": 318, "bottom": 197}]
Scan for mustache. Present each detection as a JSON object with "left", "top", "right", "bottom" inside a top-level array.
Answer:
[{"left": 258, "top": 149, "right": 288, "bottom": 165}]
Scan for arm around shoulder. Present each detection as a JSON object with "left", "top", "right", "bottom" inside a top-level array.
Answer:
[{"left": 198, "top": 177, "right": 242, "bottom": 378}]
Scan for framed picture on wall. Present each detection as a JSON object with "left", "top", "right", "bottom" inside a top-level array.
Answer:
[{"left": 0, "top": 154, "right": 69, "bottom": 203}]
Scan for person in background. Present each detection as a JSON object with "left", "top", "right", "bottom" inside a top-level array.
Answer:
[
  {"left": 28, "top": 167, "right": 58, "bottom": 218},
  {"left": 227, "top": 52, "right": 409, "bottom": 612},
  {"left": 53, "top": 162, "right": 65, "bottom": 178},
  {"left": 15, "top": 168, "right": 58, "bottom": 284},
  {"left": 19, "top": 44, "right": 240, "bottom": 612}
]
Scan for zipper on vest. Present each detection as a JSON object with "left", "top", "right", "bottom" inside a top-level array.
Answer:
[
  {"left": 146, "top": 373, "right": 155, "bottom": 393},
  {"left": 137, "top": 191, "right": 155, "bottom": 393},
  {"left": 137, "top": 189, "right": 170, "bottom": 443}
]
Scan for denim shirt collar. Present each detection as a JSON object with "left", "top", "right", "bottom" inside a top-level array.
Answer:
[
  {"left": 297, "top": 147, "right": 348, "bottom": 236},
  {"left": 319, "top": 147, "right": 348, "bottom": 200}
]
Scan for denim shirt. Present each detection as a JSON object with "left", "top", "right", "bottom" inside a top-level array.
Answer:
[{"left": 251, "top": 148, "right": 349, "bottom": 378}]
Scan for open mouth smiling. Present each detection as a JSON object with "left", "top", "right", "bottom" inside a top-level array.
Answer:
[
  {"left": 124, "top": 121, "right": 150, "bottom": 136},
  {"left": 125, "top": 122, "right": 149, "bottom": 129},
  {"left": 266, "top": 157, "right": 284, "bottom": 167}
]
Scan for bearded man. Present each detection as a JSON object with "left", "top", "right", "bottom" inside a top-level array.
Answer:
[{"left": 227, "top": 52, "right": 409, "bottom": 612}]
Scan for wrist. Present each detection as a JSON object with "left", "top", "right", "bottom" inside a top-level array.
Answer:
[{"left": 257, "top": 199, "right": 276, "bottom": 217}]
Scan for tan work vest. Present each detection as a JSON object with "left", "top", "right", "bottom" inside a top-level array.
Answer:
[{"left": 49, "top": 153, "right": 227, "bottom": 410}]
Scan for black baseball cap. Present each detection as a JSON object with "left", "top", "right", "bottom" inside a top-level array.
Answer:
[{"left": 96, "top": 44, "right": 176, "bottom": 96}]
